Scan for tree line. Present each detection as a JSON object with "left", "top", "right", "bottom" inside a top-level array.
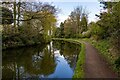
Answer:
[
  {"left": 55, "top": 6, "right": 88, "bottom": 38},
  {"left": 1, "top": 1, "right": 58, "bottom": 49}
]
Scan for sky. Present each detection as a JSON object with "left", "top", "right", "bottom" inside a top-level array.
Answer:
[
  {"left": 52, "top": 1, "right": 101, "bottom": 26},
  {"left": 2, "top": 0, "right": 101, "bottom": 26}
]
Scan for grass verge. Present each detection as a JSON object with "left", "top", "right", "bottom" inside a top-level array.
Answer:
[
  {"left": 72, "top": 43, "right": 85, "bottom": 78},
  {"left": 91, "top": 40, "right": 120, "bottom": 75}
]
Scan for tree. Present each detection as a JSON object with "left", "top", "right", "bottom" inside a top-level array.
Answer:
[
  {"left": 13, "top": 1, "right": 17, "bottom": 29},
  {"left": 80, "top": 14, "right": 88, "bottom": 33},
  {"left": 64, "top": 19, "right": 75, "bottom": 38},
  {"left": 2, "top": 2, "right": 58, "bottom": 48},
  {"left": 89, "top": 22, "right": 104, "bottom": 40},
  {"left": 110, "top": 1, "right": 120, "bottom": 55},
  {"left": 63, "top": 6, "right": 88, "bottom": 38},
  {"left": 17, "top": 0, "right": 21, "bottom": 27},
  {"left": 96, "top": 12, "right": 113, "bottom": 38},
  {"left": 0, "top": 7, "right": 13, "bottom": 24},
  {"left": 100, "top": 1, "right": 117, "bottom": 12},
  {"left": 60, "top": 22, "right": 64, "bottom": 38},
  {"left": 54, "top": 27, "right": 61, "bottom": 38},
  {"left": 70, "top": 6, "right": 88, "bottom": 34},
  {"left": 98, "top": 1, "right": 120, "bottom": 74},
  {"left": 69, "top": 6, "right": 82, "bottom": 35}
]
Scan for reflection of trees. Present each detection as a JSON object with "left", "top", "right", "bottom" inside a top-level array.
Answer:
[
  {"left": 2, "top": 43, "right": 56, "bottom": 79},
  {"left": 52, "top": 41, "right": 81, "bottom": 70},
  {"left": 2, "top": 68, "right": 15, "bottom": 79},
  {"left": 39, "top": 46, "right": 56, "bottom": 75},
  {"left": 63, "top": 42, "right": 81, "bottom": 69},
  {"left": 2, "top": 48, "right": 26, "bottom": 79},
  {"left": 60, "top": 41, "right": 64, "bottom": 55},
  {"left": 26, "top": 45, "right": 56, "bottom": 75},
  {"left": 52, "top": 41, "right": 61, "bottom": 50},
  {"left": 3, "top": 41, "right": 81, "bottom": 79},
  {"left": 52, "top": 41, "right": 80, "bottom": 56}
]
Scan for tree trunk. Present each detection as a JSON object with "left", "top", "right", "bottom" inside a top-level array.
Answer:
[
  {"left": 13, "top": 0, "right": 16, "bottom": 33},
  {"left": 17, "top": 1, "right": 21, "bottom": 27}
]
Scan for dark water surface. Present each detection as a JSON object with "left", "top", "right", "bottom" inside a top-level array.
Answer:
[{"left": 2, "top": 41, "right": 81, "bottom": 79}]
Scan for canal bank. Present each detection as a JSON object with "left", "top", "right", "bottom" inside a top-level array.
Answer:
[
  {"left": 2, "top": 39, "right": 51, "bottom": 50},
  {"left": 2, "top": 39, "right": 81, "bottom": 79}
]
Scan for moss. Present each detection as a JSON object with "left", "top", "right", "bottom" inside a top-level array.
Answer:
[{"left": 72, "top": 43, "right": 85, "bottom": 78}]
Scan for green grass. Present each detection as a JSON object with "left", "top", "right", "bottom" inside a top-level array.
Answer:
[
  {"left": 52, "top": 38, "right": 81, "bottom": 45},
  {"left": 72, "top": 43, "right": 85, "bottom": 78}
]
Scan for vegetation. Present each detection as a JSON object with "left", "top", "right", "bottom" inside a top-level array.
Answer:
[
  {"left": 1, "top": 1, "right": 58, "bottom": 49},
  {"left": 93, "top": 1, "right": 120, "bottom": 75},
  {"left": 83, "top": 38, "right": 119, "bottom": 73},
  {"left": 73, "top": 43, "right": 85, "bottom": 78},
  {"left": 54, "top": 1, "right": 120, "bottom": 76},
  {"left": 0, "top": 7, "right": 13, "bottom": 24},
  {"left": 55, "top": 6, "right": 88, "bottom": 38},
  {"left": 1, "top": 0, "right": 120, "bottom": 78}
]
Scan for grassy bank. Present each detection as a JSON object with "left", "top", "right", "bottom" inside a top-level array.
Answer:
[
  {"left": 83, "top": 38, "right": 119, "bottom": 75},
  {"left": 73, "top": 43, "right": 85, "bottom": 78},
  {"left": 52, "top": 38, "right": 79, "bottom": 44},
  {"left": 92, "top": 40, "right": 119, "bottom": 75}
]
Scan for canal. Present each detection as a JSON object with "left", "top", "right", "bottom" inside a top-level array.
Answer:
[{"left": 2, "top": 40, "right": 81, "bottom": 79}]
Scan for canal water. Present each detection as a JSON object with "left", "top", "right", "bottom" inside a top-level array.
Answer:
[{"left": 2, "top": 41, "right": 81, "bottom": 79}]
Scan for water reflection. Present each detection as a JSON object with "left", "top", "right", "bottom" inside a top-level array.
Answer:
[{"left": 2, "top": 41, "right": 81, "bottom": 79}]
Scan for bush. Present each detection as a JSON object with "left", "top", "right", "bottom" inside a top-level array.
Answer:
[
  {"left": 82, "top": 31, "right": 91, "bottom": 38},
  {"left": 89, "top": 22, "right": 105, "bottom": 40},
  {"left": 114, "top": 57, "right": 120, "bottom": 74}
]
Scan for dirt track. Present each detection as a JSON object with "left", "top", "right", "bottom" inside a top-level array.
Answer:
[{"left": 84, "top": 42, "right": 118, "bottom": 78}]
